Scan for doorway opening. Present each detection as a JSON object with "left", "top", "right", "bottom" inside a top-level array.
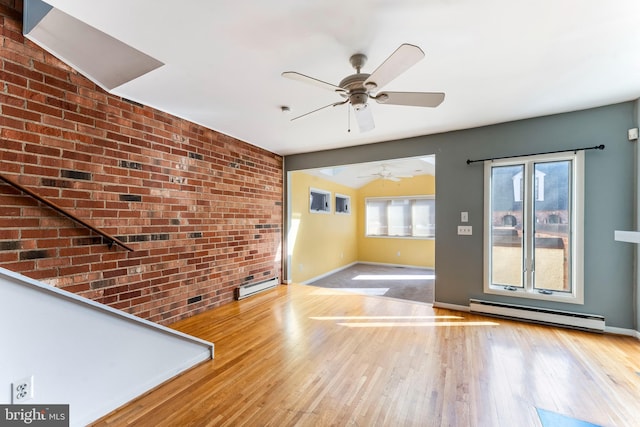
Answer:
[{"left": 286, "top": 155, "right": 436, "bottom": 304}]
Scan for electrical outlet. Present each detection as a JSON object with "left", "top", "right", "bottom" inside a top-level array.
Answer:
[
  {"left": 12, "top": 376, "right": 34, "bottom": 403},
  {"left": 457, "top": 226, "right": 472, "bottom": 235}
]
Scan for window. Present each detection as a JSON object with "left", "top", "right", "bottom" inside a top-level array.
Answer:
[
  {"left": 309, "top": 188, "right": 331, "bottom": 213},
  {"left": 365, "top": 196, "right": 435, "bottom": 238},
  {"left": 484, "top": 151, "right": 584, "bottom": 303},
  {"left": 335, "top": 194, "right": 351, "bottom": 214}
]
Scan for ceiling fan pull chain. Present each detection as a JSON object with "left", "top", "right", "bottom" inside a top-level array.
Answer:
[{"left": 347, "top": 105, "right": 351, "bottom": 133}]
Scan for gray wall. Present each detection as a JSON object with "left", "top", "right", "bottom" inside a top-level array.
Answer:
[
  {"left": 286, "top": 102, "right": 638, "bottom": 330},
  {"left": 636, "top": 100, "right": 640, "bottom": 333}
]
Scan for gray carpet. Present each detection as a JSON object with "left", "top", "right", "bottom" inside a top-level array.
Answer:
[{"left": 307, "top": 263, "right": 435, "bottom": 304}]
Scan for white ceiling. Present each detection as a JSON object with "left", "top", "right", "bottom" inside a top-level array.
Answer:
[
  {"left": 32, "top": 0, "right": 640, "bottom": 159},
  {"left": 303, "top": 155, "right": 435, "bottom": 189}
]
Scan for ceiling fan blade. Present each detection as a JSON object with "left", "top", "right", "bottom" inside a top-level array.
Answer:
[
  {"left": 353, "top": 105, "right": 375, "bottom": 132},
  {"left": 282, "top": 71, "right": 346, "bottom": 93},
  {"left": 290, "top": 100, "right": 348, "bottom": 121},
  {"left": 375, "top": 91, "right": 445, "bottom": 107},
  {"left": 363, "top": 44, "right": 425, "bottom": 91}
]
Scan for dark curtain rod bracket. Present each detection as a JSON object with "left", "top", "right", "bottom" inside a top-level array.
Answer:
[{"left": 466, "top": 144, "right": 605, "bottom": 165}]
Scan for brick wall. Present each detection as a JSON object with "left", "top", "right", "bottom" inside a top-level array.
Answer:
[{"left": 0, "top": 4, "right": 283, "bottom": 324}]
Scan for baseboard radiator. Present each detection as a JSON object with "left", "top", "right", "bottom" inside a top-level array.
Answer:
[
  {"left": 469, "top": 299, "right": 605, "bottom": 332},
  {"left": 235, "top": 277, "right": 279, "bottom": 300}
]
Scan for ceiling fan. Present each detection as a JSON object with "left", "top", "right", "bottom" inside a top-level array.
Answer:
[
  {"left": 282, "top": 43, "right": 444, "bottom": 132},
  {"left": 358, "top": 165, "right": 414, "bottom": 182}
]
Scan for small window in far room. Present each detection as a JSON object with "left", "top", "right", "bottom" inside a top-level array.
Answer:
[
  {"left": 335, "top": 194, "right": 351, "bottom": 214},
  {"left": 310, "top": 188, "right": 331, "bottom": 213}
]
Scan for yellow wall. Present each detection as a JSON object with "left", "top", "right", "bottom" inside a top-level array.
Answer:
[
  {"left": 290, "top": 172, "right": 435, "bottom": 283},
  {"left": 356, "top": 175, "right": 435, "bottom": 268},
  {"left": 290, "top": 171, "right": 358, "bottom": 283}
]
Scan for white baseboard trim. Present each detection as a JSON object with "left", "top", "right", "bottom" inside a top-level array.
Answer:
[
  {"left": 295, "top": 261, "right": 434, "bottom": 285},
  {"left": 433, "top": 301, "right": 470, "bottom": 312},
  {"left": 359, "top": 261, "right": 434, "bottom": 270},
  {"left": 605, "top": 326, "right": 640, "bottom": 339},
  {"left": 301, "top": 262, "right": 358, "bottom": 285},
  {"left": 434, "top": 302, "right": 640, "bottom": 338}
]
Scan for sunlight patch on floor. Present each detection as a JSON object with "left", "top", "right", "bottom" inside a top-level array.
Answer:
[
  {"left": 311, "top": 288, "right": 389, "bottom": 296},
  {"left": 352, "top": 274, "right": 435, "bottom": 281},
  {"left": 311, "top": 315, "right": 464, "bottom": 320},
  {"left": 336, "top": 321, "right": 500, "bottom": 328},
  {"left": 338, "top": 287, "right": 389, "bottom": 296}
]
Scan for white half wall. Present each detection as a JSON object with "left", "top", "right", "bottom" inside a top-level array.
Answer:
[{"left": 0, "top": 267, "right": 214, "bottom": 426}]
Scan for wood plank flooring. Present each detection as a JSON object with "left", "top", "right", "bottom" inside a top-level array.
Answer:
[{"left": 91, "top": 284, "right": 640, "bottom": 427}]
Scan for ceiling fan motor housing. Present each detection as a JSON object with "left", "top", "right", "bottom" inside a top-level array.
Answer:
[{"left": 339, "top": 73, "right": 371, "bottom": 110}]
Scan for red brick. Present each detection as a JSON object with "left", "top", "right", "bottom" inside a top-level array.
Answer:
[
  {"left": 0, "top": 116, "right": 24, "bottom": 131},
  {"left": 4, "top": 61, "right": 42, "bottom": 81},
  {"left": 0, "top": 9, "right": 283, "bottom": 325},
  {"left": 28, "top": 79, "right": 65, "bottom": 98},
  {"left": 2, "top": 49, "right": 31, "bottom": 67},
  {"left": 33, "top": 60, "right": 71, "bottom": 80},
  {"left": 1, "top": 70, "right": 27, "bottom": 87},
  {"left": 26, "top": 100, "right": 64, "bottom": 117},
  {"left": 64, "top": 110, "right": 95, "bottom": 126},
  {"left": 44, "top": 75, "right": 76, "bottom": 93},
  {"left": 2, "top": 104, "right": 41, "bottom": 121},
  {"left": 25, "top": 122, "right": 63, "bottom": 137}
]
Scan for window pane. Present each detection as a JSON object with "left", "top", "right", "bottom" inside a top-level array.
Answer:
[
  {"left": 388, "top": 200, "right": 410, "bottom": 236},
  {"left": 335, "top": 195, "right": 350, "bottom": 213},
  {"left": 366, "top": 197, "right": 435, "bottom": 238},
  {"left": 533, "top": 161, "right": 571, "bottom": 292},
  {"left": 491, "top": 165, "right": 524, "bottom": 288},
  {"left": 413, "top": 199, "right": 435, "bottom": 237},
  {"left": 310, "top": 189, "right": 330, "bottom": 212},
  {"left": 366, "top": 200, "right": 387, "bottom": 235}
]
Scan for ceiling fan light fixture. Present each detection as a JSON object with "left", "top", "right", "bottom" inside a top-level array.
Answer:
[{"left": 350, "top": 92, "right": 369, "bottom": 109}]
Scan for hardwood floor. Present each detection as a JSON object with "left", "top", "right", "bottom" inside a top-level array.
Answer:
[{"left": 91, "top": 284, "right": 640, "bottom": 427}]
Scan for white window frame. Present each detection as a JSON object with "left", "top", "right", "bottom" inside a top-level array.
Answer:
[
  {"left": 335, "top": 193, "right": 351, "bottom": 215},
  {"left": 483, "top": 151, "right": 584, "bottom": 304},
  {"left": 365, "top": 196, "right": 435, "bottom": 239},
  {"left": 309, "top": 188, "right": 331, "bottom": 214}
]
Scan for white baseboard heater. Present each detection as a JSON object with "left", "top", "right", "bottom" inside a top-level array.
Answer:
[
  {"left": 235, "top": 277, "right": 279, "bottom": 300},
  {"left": 469, "top": 299, "right": 605, "bottom": 332}
]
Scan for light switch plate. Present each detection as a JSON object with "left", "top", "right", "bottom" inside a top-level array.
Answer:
[{"left": 461, "top": 212, "right": 468, "bottom": 222}]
